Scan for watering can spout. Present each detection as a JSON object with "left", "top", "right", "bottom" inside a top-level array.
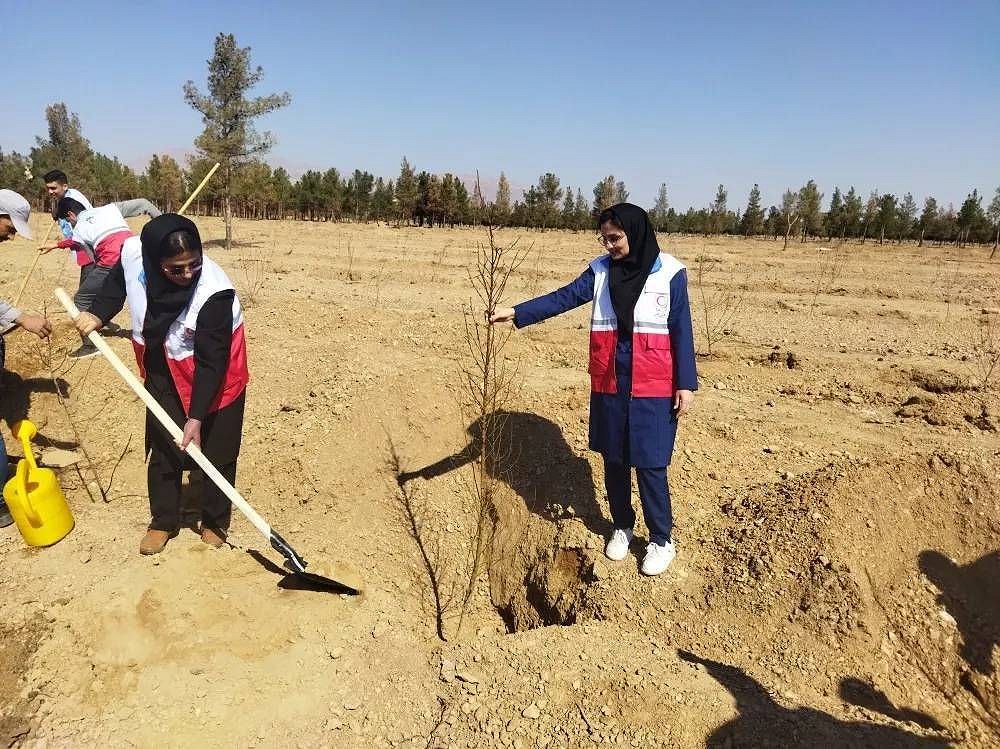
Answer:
[{"left": 3, "top": 420, "right": 74, "bottom": 547}]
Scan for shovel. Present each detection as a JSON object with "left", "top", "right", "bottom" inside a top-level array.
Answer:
[{"left": 55, "top": 287, "right": 360, "bottom": 594}]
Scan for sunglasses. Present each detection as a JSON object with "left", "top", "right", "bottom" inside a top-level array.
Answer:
[
  {"left": 160, "top": 260, "right": 203, "bottom": 277},
  {"left": 597, "top": 232, "right": 626, "bottom": 248}
]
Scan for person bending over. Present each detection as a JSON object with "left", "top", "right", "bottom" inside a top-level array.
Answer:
[{"left": 75, "top": 214, "right": 249, "bottom": 555}]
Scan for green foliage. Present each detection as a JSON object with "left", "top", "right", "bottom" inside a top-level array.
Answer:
[
  {"left": 709, "top": 184, "right": 728, "bottom": 235},
  {"left": 141, "top": 154, "right": 183, "bottom": 211},
  {"left": 876, "top": 193, "right": 897, "bottom": 244},
  {"left": 592, "top": 175, "right": 616, "bottom": 213},
  {"left": 30, "top": 103, "right": 95, "bottom": 195},
  {"left": 494, "top": 172, "right": 512, "bottom": 226},
  {"left": 0, "top": 149, "right": 36, "bottom": 197},
  {"left": 183, "top": 32, "right": 290, "bottom": 248},
  {"left": 649, "top": 183, "right": 670, "bottom": 232},
  {"left": 823, "top": 187, "right": 843, "bottom": 239},
  {"left": 394, "top": 157, "right": 419, "bottom": 225},
  {"left": 796, "top": 179, "right": 823, "bottom": 241}
]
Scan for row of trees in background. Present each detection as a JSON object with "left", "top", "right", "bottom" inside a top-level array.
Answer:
[{"left": 3, "top": 104, "right": 998, "bottom": 250}]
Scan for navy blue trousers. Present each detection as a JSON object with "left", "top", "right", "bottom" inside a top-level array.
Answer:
[{"left": 604, "top": 459, "right": 672, "bottom": 545}]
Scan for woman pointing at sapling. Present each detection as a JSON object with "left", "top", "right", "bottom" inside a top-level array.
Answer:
[{"left": 490, "top": 204, "right": 697, "bottom": 576}]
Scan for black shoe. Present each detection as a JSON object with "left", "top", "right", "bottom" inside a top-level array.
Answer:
[
  {"left": 69, "top": 343, "right": 101, "bottom": 360},
  {"left": 0, "top": 500, "right": 13, "bottom": 528},
  {"left": 102, "top": 321, "right": 123, "bottom": 335}
]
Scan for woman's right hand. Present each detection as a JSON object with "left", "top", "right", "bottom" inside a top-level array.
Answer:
[
  {"left": 488, "top": 307, "right": 516, "bottom": 324},
  {"left": 75, "top": 312, "right": 103, "bottom": 337}
]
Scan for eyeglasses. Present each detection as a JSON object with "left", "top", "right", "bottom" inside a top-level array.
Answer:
[
  {"left": 597, "top": 232, "right": 626, "bottom": 248},
  {"left": 161, "top": 260, "right": 203, "bottom": 277}
]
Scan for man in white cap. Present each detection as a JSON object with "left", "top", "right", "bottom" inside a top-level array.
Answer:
[
  {"left": 0, "top": 189, "right": 52, "bottom": 340},
  {"left": 0, "top": 189, "right": 52, "bottom": 528}
]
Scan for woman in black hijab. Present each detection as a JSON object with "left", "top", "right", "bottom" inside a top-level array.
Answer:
[
  {"left": 490, "top": 204, "right": 697, "bottom": 577},
  {"left": 76, "top": 214, "right": 250, "bottom": 555}
]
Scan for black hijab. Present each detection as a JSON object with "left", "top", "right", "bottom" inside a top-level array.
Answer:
[
  {"left": 139, "top": 213, "right": 203, "bottom": 341},
  {"left": 605, "top": 203, "right": 661, "bottom": 336}
]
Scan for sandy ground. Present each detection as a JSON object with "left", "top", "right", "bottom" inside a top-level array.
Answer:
[{"left": 1, "top": 214, "right": 998, "bottom": 748}]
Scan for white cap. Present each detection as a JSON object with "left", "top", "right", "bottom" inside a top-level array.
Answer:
[{"left": 0, "top": 189, "right": 33, "bottom": 239}]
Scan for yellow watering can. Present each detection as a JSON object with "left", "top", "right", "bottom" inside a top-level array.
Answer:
[{"left": 3, "top": 420, "right": 74, "bottom": 547}]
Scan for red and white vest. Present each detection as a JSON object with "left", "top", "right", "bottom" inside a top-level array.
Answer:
[
  {"left": 589, "top": 253, "right": 685, "bottom": 398},
  {"left": 120, "top": 237, "right": 250, "bottom": 415}
]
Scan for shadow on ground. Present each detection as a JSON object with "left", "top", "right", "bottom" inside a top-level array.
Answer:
[
  {"left": 919, "top": 550, "right": 1000, "bottom": 677},
  {"left": 397, "top": 410, "right": 607, "bottom": 537},
  {"left": 678, "top": 650, "right": 952, "bottom": 748},
  {"left": 0, "top": 372, "right": 78, "bottom": 451}
]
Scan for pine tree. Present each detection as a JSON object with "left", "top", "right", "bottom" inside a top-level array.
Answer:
[
  {"left": 957, "top": 190, "right": 985, "bottom": 247},
  {"left": 347, "top": 169, "right": 374, "bottom": 221},
  {"left": 145, "top": 154, "right": 184, "bottom": 212},
  {"left": 765, "top": 206, "right": 781, "bottom": 239},
  {"left": 425, "top": 174, "right": 443, "bottom": 227},
  {"left": 30, "top": 103, "right": 96, "bottom": 196},
  {"left": 796, "top": 179, "right": 823, "bottom": 242},
  {"left": 536, "top": 172, "right": 563, "bottom": 230},
  {"left": 842, "top": 187, "right": 863, "bottom": 240},
  {"left": 561, "top": 187, "right": 576, "bottom": 229},
  {"left": 183, "top": 33, "right": 290, "bottom": 250},
  {"left": 823, "top": 187, "right": 843, "bottom": 240},
  {"left": 369, "top": 177, "right": 391, "bottom": 223},
  {"left": 614, "top": 180, "right": 629, "bottom": 205},
  {"left": 593, "top": 176, "right": 616, "bottom": 213},
  {"left": 494, "top": 172, "right": 512, "bottom": 226},
  {"left": 709, "top": 184, "right": 728, "bottom": 235},
  {"left": 897, "top": 193, "right": 917, "bottom": 243},
  {"left": 395, "top": 157, "right": 418, "bottom": 226},
  {"left": 454, "top": 179, "right": 470, "bottom": 225},
  {"left": 296, "top": 170, "right": 324, "bottom": 220},
  {"left": 918, "top": 197, "right": 938, "bottom": 247},
  {"left": 574, "top": 188, "right": 589, "bottom": 230},
  {"left": 860, "top": 191, "right": 879, "bottom": 245},
  {"left": 650, "top": 183, "right": 669, "bottom": 232},
  {"left": 739, "top": 184, "right": 763, "bottom": 237},
  {"left": 780, "top": 190, "right": 799, "bottom": 250},
  {"left": 440, "top": 174, "right": 458, "bottom": 227},
  {"left": 876, "top": 194, "right": 897, "bottom": 245},
  {"left": 321, "top": 168, "right": 343, "bottom": 220},
  {"left": 271, "top": 167, "right": 293, "bottom": 218}
]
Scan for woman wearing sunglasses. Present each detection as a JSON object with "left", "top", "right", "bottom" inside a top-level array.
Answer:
[
  {"left": 489, "top": 203, "right": 697, "bottom": 577},
  {"left": 75, "top": 214, "right": 249, "bottom": 555}
]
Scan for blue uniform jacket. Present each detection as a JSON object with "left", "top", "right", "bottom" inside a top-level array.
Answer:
[{"left": 514, "top": 256, "right": 697, "bottom": 467}]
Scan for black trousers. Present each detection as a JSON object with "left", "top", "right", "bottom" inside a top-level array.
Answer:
[
  {"left": 144, "top": 388, "right": 245, "bottom": 533},
  {"left": 147, "top": 451, "right": 236, "bottom": 532}
]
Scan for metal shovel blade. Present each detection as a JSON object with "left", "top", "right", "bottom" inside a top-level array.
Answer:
[{"left": 269, "top": 530, "right": 361, "bottom": 594}]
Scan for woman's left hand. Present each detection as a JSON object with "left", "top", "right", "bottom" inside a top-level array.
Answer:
[
  {"left": 673, "top": 389, "right": 694, "bottom": 417},
  {"left": 178, "top": 418, "right": 202, "bottom": 452}
]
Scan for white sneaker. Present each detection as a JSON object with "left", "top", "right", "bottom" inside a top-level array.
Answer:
[
  {"left": 605, "top": 528, "right": 633, "bottom": 561},
  {"left": 641, "top": 541, "right": 676, "bottom": 576}
]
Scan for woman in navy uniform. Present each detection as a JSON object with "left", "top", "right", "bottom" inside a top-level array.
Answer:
[{"left": 490, "top": 203, "right": 697, "bottom": 576}]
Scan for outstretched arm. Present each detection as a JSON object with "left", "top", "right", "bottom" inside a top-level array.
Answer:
[{"left": 491, "top": 267, "right": 595, "bottom": 328}]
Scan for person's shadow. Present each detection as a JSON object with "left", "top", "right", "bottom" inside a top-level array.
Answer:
[
  {"left": 918, "top": 550, "right": 999, "bottom": 677},
  {"left": 397, "top": 410, "right": 608, "bottom": 537},
  {"left": 678, "top": 650, "right": 952, "bottom": 747}
]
